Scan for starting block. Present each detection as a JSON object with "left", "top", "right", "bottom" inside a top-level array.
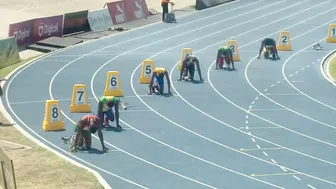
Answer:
[
  {"left": 69, "top": 84, "right": 91, "bottom": 113},
  {"left": 139, "top": 59, "right": 154, "bottom": 84},
  {"left": 178, "top": 48, "right": 192, "bottom": 71},
  {"left": 277, "top": 31, "right": 292, "bottom": 51},
  {"left": 227, "top": 40, "right": 240, "bottom": 61},
  {"left": 42, "top": 100, "right": 65, "bottom": 131},
  {"left": 326, "top": 24, "right": 336, "bottom": 43},
  {"left": 104, "top": 71, "right": 124, "bottom": 97}
]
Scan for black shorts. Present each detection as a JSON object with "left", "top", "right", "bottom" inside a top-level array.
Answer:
[
  {"left": 264, "top": 39, "right": 275, "bottom": 47},
  {"left": 186, "top": 62, "right": 195, "bottom": 70}
]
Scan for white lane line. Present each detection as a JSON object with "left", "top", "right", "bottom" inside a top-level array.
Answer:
[
  {"left": 264, "top": 93, "right": 302, "bottom": 96},
  {"left": 240, "top": 148, "right": 284, "bottom": 151},
  {"left": 50, "top": 2, "right": 294, "bottom": 188},
  {"left": 271, "top": 159, "right": 277, "bottom": 164},
  {"left": 1, "top": 1, "right": 268, "bottom": 188},
  {"left": 9, "top": 94, "right": 175, "bottom": 105},
  {"left": 245, "top": 40, "right": 336, "bottom": 132},
  {"left": 308, "top": 184, "right": 316, "bottom": 189},
  {"left": 249, "top": 109, "right": 287, "bottom": 111},
  {"left": 282, "top": 48, "right": 336, "bottom": 119},
  {"left": 38, "top": 0, "right": 330, "bottom": 188},
  {"left": 240, "top": 126, "right": 281, "bottom": 130},
  {"left": 162, "top": 2, "right": 336, "bottom": 186},
  {"left": 293, "top": 175, "right": 301, "bottom": 180}
]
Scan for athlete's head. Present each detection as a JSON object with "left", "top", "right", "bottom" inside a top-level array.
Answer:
[
  {"left": 89, "top": 114, "right": 100, "bottom": 134},
  {"left": 222, "top": 51, "right": 228, "bottom": 57},
  {"left": 157, "top": 70, "right": 165, "bottom": 77},
  {"left": 106, "top": 98, "right": 116, "bottom": 107}
]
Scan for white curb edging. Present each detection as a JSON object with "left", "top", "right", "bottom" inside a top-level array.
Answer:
[{"left": 320, "top": 49, "right": 336, "bottom": 86}]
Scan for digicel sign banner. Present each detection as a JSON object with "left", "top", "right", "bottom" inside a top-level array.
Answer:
[
  {"left": 8, "top": 20, "right": 34, "bottom": 46},
  {"left": 9, "top": 15, "right": 63, "bottom": 46},
  {"left": 33, "top": 15, "right": 63, "bottom": 42}
]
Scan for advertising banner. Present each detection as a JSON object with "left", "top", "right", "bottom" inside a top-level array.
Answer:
[
  {"left": 107, "top": 0, "right": 149, "bottom": 25},
  {"left": 195, "top": 0, "right": 235, "bottom": 10},
  {"left": 107, "top": 0, "right": 128, "bottom": 24},
  {"left": 124, "top": 0, "right": 150, "bottom": 21},
  {"left": 8, "top": 19, "right": 34, "bottom": 46},
  {"left": 0, "top": 37, "right": 20, "bottom": 69},
  {"left": 88, "top": 8, "right": 113, "bottom": 31},
  {"left": 33, "top": 15, "right": 63, "bottom": 42},
  {"left": 62, "top": 10, "right": 90, "bottom": 35}
]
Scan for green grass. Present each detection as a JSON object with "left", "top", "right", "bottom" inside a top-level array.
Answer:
[{"left": 0, "top": 56, "right": 40, "bottom": 79}]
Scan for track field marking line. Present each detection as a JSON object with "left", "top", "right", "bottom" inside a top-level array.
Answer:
[
  {"left": 248, "top": 108, "right": 288, "bottom": 111},
  {"left": 245, "top": 59, "right": 324, "bottom": 188},
  {"left": 48, "top": 2, "right": 294, "bottom": 188},
  {"left": 239, "top": 148, "right": 285, "bottom": 151},
  {"left": 2, "top": 1, "right": 269, "bottom": 188},
  {"left": 8, "top": 94, "right": 177, "bottom": 105},
  {"left": 124, "top": 0, "right": 336, "bottom": 186},
  {"left": 4, "top": 84, "right": 147, "bottom": 189},
  {"left": 22, "top": 0, "right": 326, "bottom": 188},
  {"left": 245, "top": 46, "right": 336, "bottom": 131},
  {"left": 240, "top": 126, "right": 281, "bottom": 130},
  {"left": 82, "top": 1, "right": 317, "bottom": 189},
  {"left": 160, "top": 0, "right": 336, "bottom": 172},
  {"left": 283, "top": 42, "right": 336, "bottom": 116},
  {"left": 251, "top": 172, "right": 301, "bottom": 177},
  {"left": 264, "top": 93, "right": 303, "bottom": 96}
]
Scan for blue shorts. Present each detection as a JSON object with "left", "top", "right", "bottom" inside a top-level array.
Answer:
[
  {"left": 153, "top": 76, "right": 164, "bottom": 89},
  {"left": 103, "top": 108, "right": 115, "bottom": 122}
]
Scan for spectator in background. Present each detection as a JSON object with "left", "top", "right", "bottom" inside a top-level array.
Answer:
[{"left": 161, "top": 0, "right": 170, "bottom": 22}]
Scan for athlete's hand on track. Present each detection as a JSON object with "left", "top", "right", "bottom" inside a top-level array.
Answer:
[{"left": 257, "top": 56, "right": 260, "bottom": 59}]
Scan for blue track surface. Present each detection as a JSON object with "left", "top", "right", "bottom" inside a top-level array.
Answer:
[{"left": 3, "top": 0, "right": 336, "bottom": 188}]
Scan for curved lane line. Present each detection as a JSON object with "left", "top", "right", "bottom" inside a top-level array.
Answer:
[
  {"left": 4, "top": 68, "right": 149, "bottom": 189},
  {"left": 1, "top": 1, "right": 266, "bottom": 188},
  {"left": 44, "top": 2, "right": 295, "bottom": 188},
  {"left": 282, "top": 43, "right": 336, "bottom": 114},
  {"left": 44, "top": 2, "right": 293, "bottom": 188},
  {"left": 244, "top": 59, "right": 326, "bottom": 188},
  {"left": 124, "top": 0, "right": 336, "bottom": 186}
]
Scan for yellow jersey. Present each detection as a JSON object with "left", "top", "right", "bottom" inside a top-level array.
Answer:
[{"left": 99, "top": 96, "right": 117, "bottom": 112}]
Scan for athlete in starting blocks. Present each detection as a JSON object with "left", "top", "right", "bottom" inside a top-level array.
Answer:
[
  {"left": 257, "top": 38, "right": 280, "bottom": 60},
  {"left": 97, "top": 96, "right": 122, "bottom": 129},
  {"left": 148, "top": 67, "right": 172, "bottom": 95},
  {"left": 216, "top": 46, "right": 235, "bottom": 70},
  {"left": 178, "top": 54, "right": 204, "bottom": 82},
  {"left": 62, "top": 114, "right": 107, "bottom": 152}
]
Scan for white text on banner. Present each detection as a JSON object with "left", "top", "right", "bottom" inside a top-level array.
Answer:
[{"left": 88, "top": 8, "right": 113, "bottom": 31}]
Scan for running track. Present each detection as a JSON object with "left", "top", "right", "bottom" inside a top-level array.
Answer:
[{"left": 3, "top": 0, "right": 336, "bottom": 188}]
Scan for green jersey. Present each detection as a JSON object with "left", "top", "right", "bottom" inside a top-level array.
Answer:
[
  {"left": 99, "top": 96, "right": 118, "bottom": 112},
  {"left": 219, "top": 46, "right": 231, "bottom": 53}
]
